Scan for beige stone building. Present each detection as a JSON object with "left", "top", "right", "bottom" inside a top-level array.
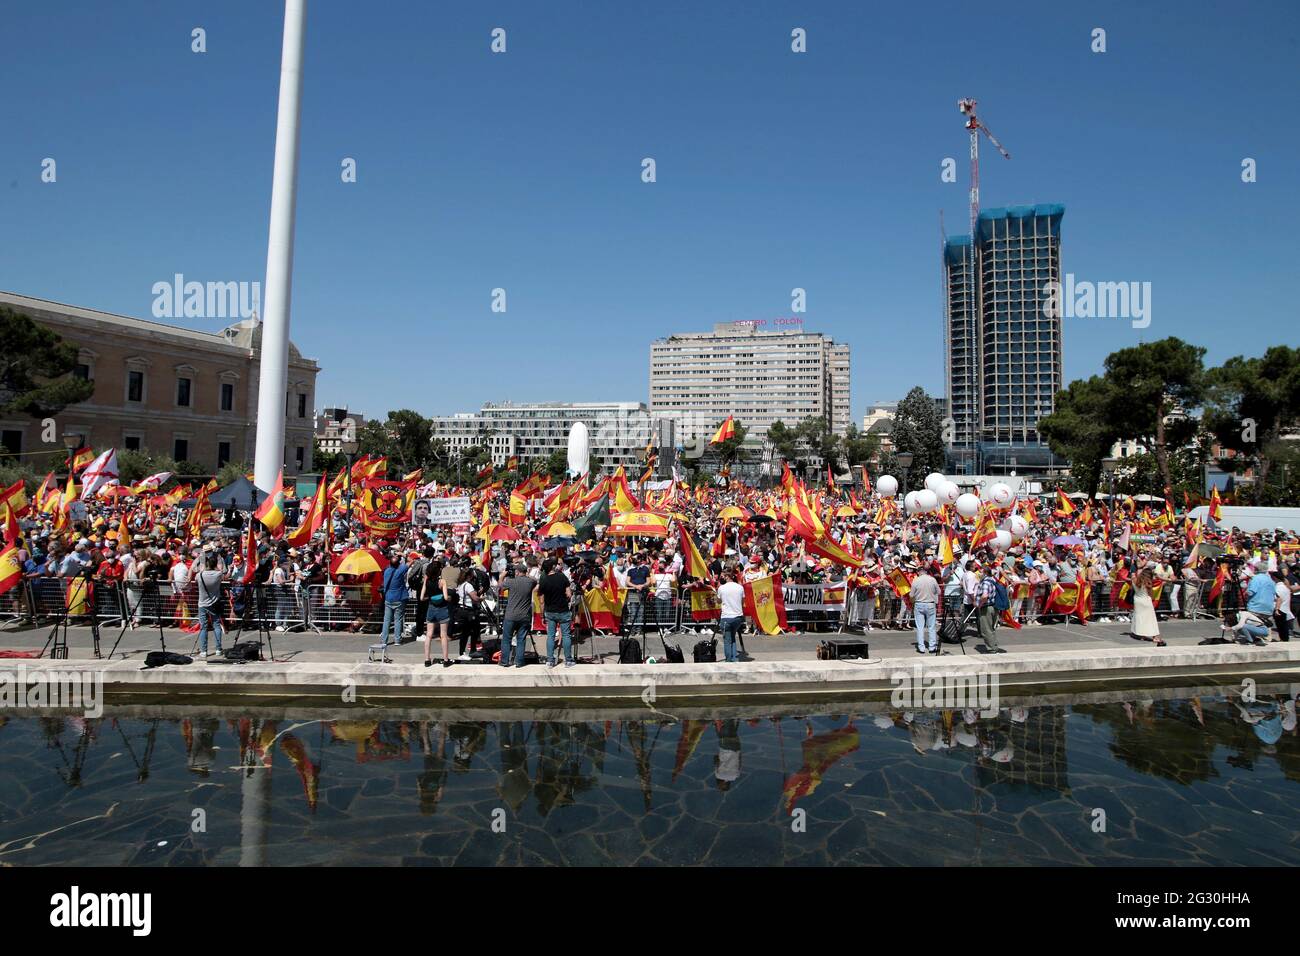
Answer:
[{"left": 0, "top": 292, "right": 319, "bottom": 475}]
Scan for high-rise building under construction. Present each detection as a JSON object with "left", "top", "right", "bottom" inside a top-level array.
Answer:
[{"left": 943, "top": 204, "right": 1065, "bottom": 475}]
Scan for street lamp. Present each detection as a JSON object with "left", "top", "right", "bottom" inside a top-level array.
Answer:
[
  {"left": 340, "top": 437, "right": 359, "bottom": 532},
  {"left": 1100, "top": 456, "right": 1119, "bottom": 505},
  {"left": 61, "top": 433, "right": 83, "bottom": 477},
  {"left": 895, "top": 451, "right": 914, "bottom": 499}
]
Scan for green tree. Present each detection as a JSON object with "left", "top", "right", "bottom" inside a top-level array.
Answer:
[
  {"left": 713, "top": 421, "right": 748, "bottom": 471},
  {"left": 1103, "top": 338, "right": 1206, "bottom": 497},
  {"left": 795, "top": 417, "right": 840, "bottom": 470},
  {"left": 312, "top": 440, "right": 347, "bottom": 476},
  {"left": 0, "top": 306, "right": 95, "bottom": 418},
  {"left": 216, "top": 460, "right": 253, "bottom": 487},
  {"left": 841, "top": 423, "right": 880, "bottom": 471},
  {"left": 889, "top": 387, "right": 944, "bottom": 489},
  {"left": 1039, "top": 375, "right": 1125, "bottom": 497},
  {"left": 1203, "top": 346, "right": 1300, "bottom": 503},
  {"left": 382, "top": 409, "right": 436, "bottom": 475}
]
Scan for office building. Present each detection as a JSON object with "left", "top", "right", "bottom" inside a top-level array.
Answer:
[
  {"left": 649, "top": 320, "right": 851, "bottom": 447},
  {"left": 943, "top": 204, "right": 1064, "bottom": 475},
  {"left": 429, "top": 401, "right": 672, "bottom": 474}
]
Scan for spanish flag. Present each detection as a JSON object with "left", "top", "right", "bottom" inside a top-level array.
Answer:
[
  {"left": 1, "top": 503, "right": 20, "bottom": 546},
  {"left": 677, "top": 524, "right": 712, "bottom": 580},
  {"left": 743, "top": 572, "right": 788, "bottom": 635},
  {"left": 689, "top": 586, "right": 721, "bottom": 622},
  {"left": 70, "top": 446, "right": 95, "bottom": 472},
  {"left": 1209, "top": 486, "right": 1223, "bottom": 523},
  {"left": 711, "top": 523, "right": 728, "bottom": 558},
  {"left": 886, "top": 566, "right": 912, "bottom": 600},
  {"left": 610, "top": 466, "right": 640, "bottom": 514},
  {"left": 1054, "top": 489, "right": 1075, "bottom": 517},
  {"left": 254, "top": 469, "right": 287, "bottom": 537},
  {"left": 0, "top": 480, "right": 28, "bottom": 518},
  {"left": 506, "top": 455, "right": 519, "bottom": 471},
  {"left": 970, "top": 504, "right": 998, "bottom": 549},
  {"left": 940, "top": 527, "right": 957, "bottom": 567},
  {"left": 602, "top": 558, "right": 621, "bottom": 606},
  {"left": 709, "top": 415, "right": 736, "bottom": 445},
  {"left": 803, "top": 532, "right": 864, "bottom": 569},
  {"left": 0, "top": 542, "right": 23, "bottom": 597},
  {"left": 287, "top": 473, "right": 327, "bottom": 547}
]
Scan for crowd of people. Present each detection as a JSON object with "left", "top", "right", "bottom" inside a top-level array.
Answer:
[{"left": 3, "top": 466, "right": 1299, "bottom": 664}]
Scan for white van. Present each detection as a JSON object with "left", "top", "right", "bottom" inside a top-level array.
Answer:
[{"left": 1186, "top": 505, "right": 1300, "bottom": 535}]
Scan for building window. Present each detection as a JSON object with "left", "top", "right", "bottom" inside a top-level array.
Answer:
[
  {"left": 177, "top": 377, "right": 192, "bottom": 407},
  {"left": 297, "top": 393, "right": 307, "bottom": 418},
  {"left": 174, "top": 438, "right": 189, "bottom": 462},
  {"left": 127, "top": 370, "right": 144, "bottom": 403},
  {"left": 124, "top": 435, "right": 142, "bottom": 452},
  {"left": 295, "top": 446, "right": 305, "bottom": 470},
  {"left": 74, "top": 363, "right": 90, "bottom": 381},
  {"left": 217, "top": 441, "right": 232, "bottom": 468},
  {"left": 0, "top": 430, "right": 20, "bottom": 457},
  {"left": 220, "top": 382, "right": 234, "bottom": 412}
]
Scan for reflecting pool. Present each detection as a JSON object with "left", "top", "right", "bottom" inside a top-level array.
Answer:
[{"left": 2, "top": 682, "right": 1299, "bottom": 865}]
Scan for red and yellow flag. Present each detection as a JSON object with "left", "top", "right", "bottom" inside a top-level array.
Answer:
[
  {"left": 709, "top": 416, "right": 736, "bottom": 445},
  {"left": 677, "top": 524, "right": 712, "bottom": 580},
  {"left": 743, "top": 572, "right": 788, "bottom": 635},
  {"left": 70, "top": 446, "right": 95, "bottom": 472},
  {"left": 287, "top": 473, "right": 328, "bottom": 547},
  {"left": 254, "top": 469, "right": 287, "bottom": 537},
  {"left": 0, "top": 542, "right": 23, "bottom": 597}
]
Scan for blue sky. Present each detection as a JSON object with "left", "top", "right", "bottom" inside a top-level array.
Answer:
[{"left": 3, "top": 0, "right": 1297, "bottom": 422}]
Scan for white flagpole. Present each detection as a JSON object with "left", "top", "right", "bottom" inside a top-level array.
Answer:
[{"left": 253, "top": 0, "right": 307, "bottom": 495}]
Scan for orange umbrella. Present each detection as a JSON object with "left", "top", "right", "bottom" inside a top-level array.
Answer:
[{"left": 331, "top": 547, "right": 388, "bottom": 577}]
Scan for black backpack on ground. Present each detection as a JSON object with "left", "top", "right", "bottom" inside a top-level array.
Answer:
[
  {"left": 692, "top": 638, "right": 717, "bottom": 663},
  {"left": 659, "top": 635, "right": 684, "bottom": 663},
  {"left": 223, "top": 641, "right": 262, "bottom": 662},
  {"left": 474, "top": 637, "right": 502, "bottom": 661},
  {"left": 144, "top": 651, "right": 193, "bottom": 668},
  {"left": 618, "top": 637, "right": 643, "bottom": 663}
]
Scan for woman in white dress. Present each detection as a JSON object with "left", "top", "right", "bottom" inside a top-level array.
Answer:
[{"left": 1129, "top": 568, "right": 1165, "bottom": 647}]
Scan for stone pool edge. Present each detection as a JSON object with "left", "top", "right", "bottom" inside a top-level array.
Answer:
[{"left": 9, "top": 643, "right": 1300, "bottom": 705}]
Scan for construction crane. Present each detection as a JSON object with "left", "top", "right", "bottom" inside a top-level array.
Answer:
[
  {"left": 956, "top": 97, "right": 1010, "bottom": 466},
  {"left": 958, "top": 97, "right": 1011, "bottom": 244}
]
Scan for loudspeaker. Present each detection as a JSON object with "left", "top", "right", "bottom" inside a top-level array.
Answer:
[{"left": 820, "top": 638, "right": 869, "bottom": 660}]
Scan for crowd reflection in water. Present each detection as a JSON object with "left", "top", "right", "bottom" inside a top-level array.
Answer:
[{"left": 10, "top": 683, "right": 1300, "bottom": 817}]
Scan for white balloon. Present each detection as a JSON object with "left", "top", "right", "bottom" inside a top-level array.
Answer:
[
  {"left": 991, "top": 530, "right": 1013, "bottom": 550},
  {"left": 1007, "top": 514, "right": 1028, "bottom": 540},
  {"left": 938, "top": 481, "right": 960, "bottom": 505},
  {"left": 904, "top": 491, "right": 923, "bottom": 514},
  {"left": 924, "top": 472, "right": 946, "bottom": 492},
  {"left": 955, "top": 493, "right": 981, "bottom": 519},
  {"left": 987, "top": 482, "right": 1013, "bottom": 508},
  {"left": 875, "top": 475, "right": 898, "bottom": 497},
  {"left": 916, "top": 489, "right": 939, "bottom": 512}
]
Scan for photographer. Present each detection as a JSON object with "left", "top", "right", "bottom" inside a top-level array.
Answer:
[
  {"left": 454, "top": 558, "right": 483, "bottom": 660},
  {"left": 195, "top": 553, "right": 227, "bottom": 658},
  {"left": 1223, "top": 608, "right": 1269, "bottom": 646}
]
